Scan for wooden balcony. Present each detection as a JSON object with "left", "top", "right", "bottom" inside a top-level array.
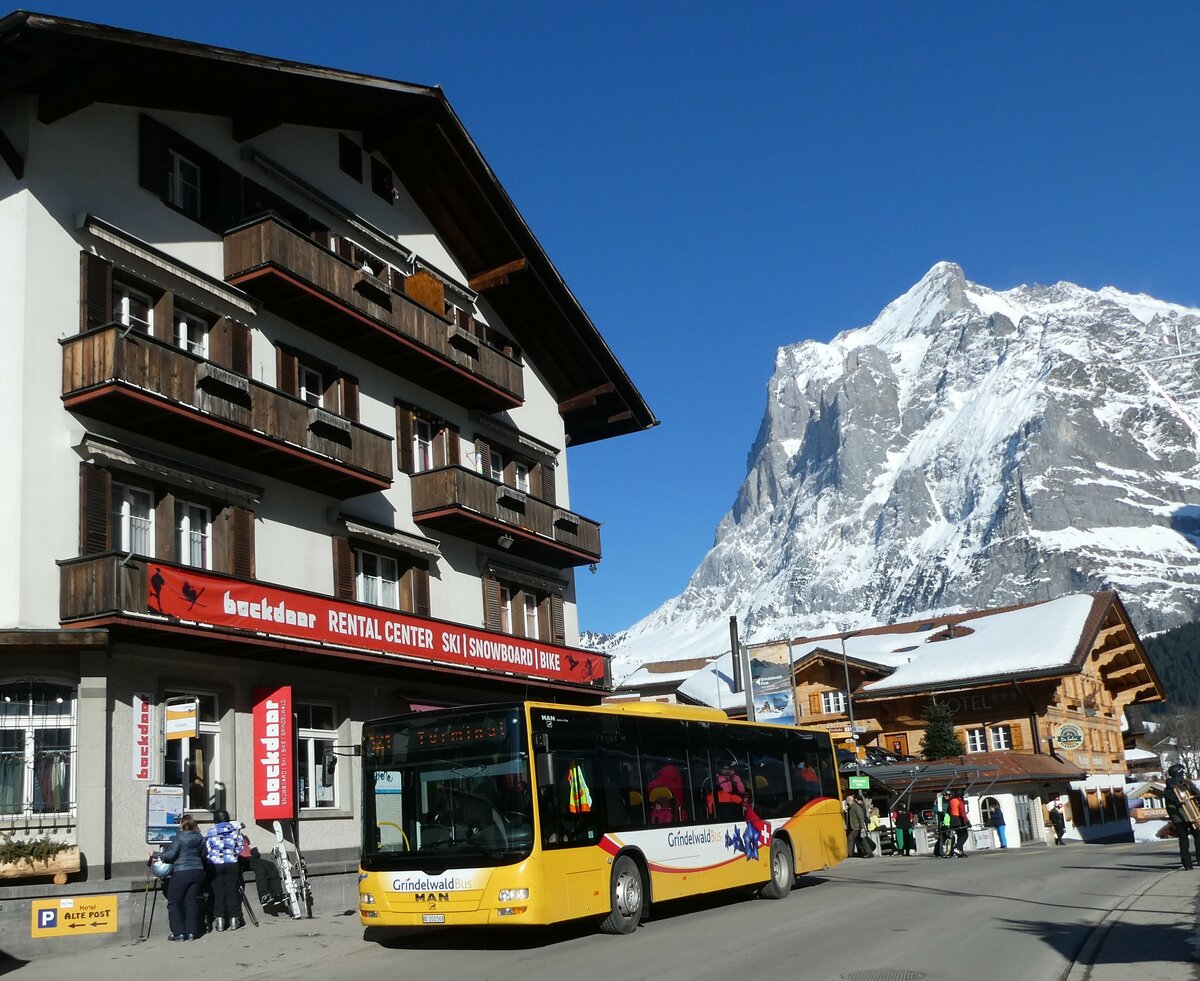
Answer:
[
  {"left": 410, "top": 466, "right": 601, "bottom": 567},
  {"left": 61, "top": 325, "right": 393, "bottom": 498},
  {"left": 224, "top": 216, "right": 524, "bottom": 411}
]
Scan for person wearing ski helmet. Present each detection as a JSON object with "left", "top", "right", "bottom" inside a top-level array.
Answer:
[
  {"left": 1165, "top": 763, "right": 1200, "bottom": 870},
  {"left": 204, "top": 808, "right": 246, "bottom": 930}
]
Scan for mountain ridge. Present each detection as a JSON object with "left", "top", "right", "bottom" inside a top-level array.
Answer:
[{"left": 608, "top": 263, "right": 1200, "bottom": 682}]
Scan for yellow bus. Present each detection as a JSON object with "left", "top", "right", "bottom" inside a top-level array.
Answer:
[{"left": 358, "top": 700, "right": 845, "bottom": 934}]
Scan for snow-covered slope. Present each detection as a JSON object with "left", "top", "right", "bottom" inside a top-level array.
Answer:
[{"left": 610, "top": 262, "right": 1200, "bottom": 681}]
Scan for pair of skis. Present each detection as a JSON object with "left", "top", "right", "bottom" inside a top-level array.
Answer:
[{"left": 272, "top": 819, "right": 313, "bottom": 919}]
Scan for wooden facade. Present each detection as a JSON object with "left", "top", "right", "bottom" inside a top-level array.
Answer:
[{"left": 776, "top": 592, "right": 1163, "bottom": 775}]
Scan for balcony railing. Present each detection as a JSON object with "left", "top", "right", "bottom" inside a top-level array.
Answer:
[
  {"left": 224, "top": 215, "right": 524, "bottom": 411},
  {"left": 61, "top": 325, "right": 393, "bottom": 498},
  {"left": 410, "top": 466, "right": 601, "bottom": 567}
]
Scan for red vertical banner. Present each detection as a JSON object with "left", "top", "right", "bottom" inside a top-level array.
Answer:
[{"left": 253, "top": 685, "right": 294, "bottom": 821}]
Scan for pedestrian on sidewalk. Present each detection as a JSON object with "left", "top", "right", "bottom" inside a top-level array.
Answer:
[
  {"left": 844, "top": 792, "right": 873, "bottom": 858},
  {"left": 154, "top": 814, "right": 205, "bottom": 941},
  {"left": 205, "top": 809, "right": 245, "bottom": 931},
  {"left": 1165, "top": 763, "right": 1200, "bottom": 870},
  {"left": 948, "top": 791, "right": 969, "bottom": 857},
  {"left": 990, "top": 805, "right": 1008, "bottom": 849},
  {"left": 892, "top": 800, "right": 916, "bottom": 855},
  {"left": 1048, "top": 795, "right": 1067, "bottom": 845}
]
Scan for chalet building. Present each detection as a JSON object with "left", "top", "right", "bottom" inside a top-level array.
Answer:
[
  {"left": 673, "top": 592, "right": 1165, "bottom": 846},
  {"left": 0, "top": 12, "right": 654, "bottom": 951}
]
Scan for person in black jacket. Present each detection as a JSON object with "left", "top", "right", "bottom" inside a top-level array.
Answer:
[
  {"left": 154, "top": 814, "right": 205, "bottom": 941},
  {"left": 1165, "top": 763, "right": 1200, "bottom": 870}
]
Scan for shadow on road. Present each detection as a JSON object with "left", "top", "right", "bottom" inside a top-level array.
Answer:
[
  {"left": 0, "top": 953, "right": 29, "bottom": 976},
  {"left": 999, "top": 916, "right": 1196, "bottom": 967},
  {"left": 364, "top": 877, "right": 832, "bottom": 950}
]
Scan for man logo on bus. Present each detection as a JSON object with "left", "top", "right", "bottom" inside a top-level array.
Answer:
[{"left": 414, "top": 892, "right": 450, "bottom": 903}]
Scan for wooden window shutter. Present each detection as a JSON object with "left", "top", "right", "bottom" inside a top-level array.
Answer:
[
  {"left": 538, "top": 462, "right": 557, "bottom": 506},
  {"left": 549, "top": 595, "right": 565, "bottom": 645},
  {"left": 79, "top": 252, "right": 113, "bottom": 332},
  {"left": 230, "top": 322, "right": 251, "bottom": 376},
  {"left": 231, "top": 506, "right": 256, "bottom": 579},
  {"left": 332, "top": 537, "right": 355, "bottom": 601},
  {"left": 482, "top": 576, "right": 502, "bottom": 631},
  {"left": 435, "top": 423, "right": 460, "bottom": 468},
  {"left": 396, "top": 404, "right": 415, "bottom": 475},
  {"left": 209, "top": 317, "right": 232, "bottom": 368},
  {"left": 79, "top": 464, "right": 112, "bottom": 555},
  {"left": 404, "top": 270, "right": 445, "bottom": 314},
  {"left": 155, "top": 492, "right": 176, "bottom": 563},
  {"left": 808, "top": 693, "right": 821, "bottom": 716},
  {"left": 340, "top": 374, "right": 360, "bottom": 422},
  {"left": 152, "top": 291, "right": 174, "bottom": 339},
  {"left": 413, "top": 566, "right": 431, "bottom": 618},
  {"left": 1008, "top": 725, "right": 1024, "bottom": 751},
  {"left": 277, "top": 346, "right": 299, "bottom": 397}
]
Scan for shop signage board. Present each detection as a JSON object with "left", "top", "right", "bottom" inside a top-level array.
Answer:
[
  {"left": 1054, "top": 723, "right": 1085, "bottom": 751},
  {"left": 31, "top": 896, "right": 118, "bottom": 937},
  {"left": 164, "top": 697, "right": 198, "bottom": 740},
  {"left": 132, "top": 692, "right": 153, "bottom": 781},
  {"left": 146, "top": 564, "right": 606, "bottom": 686},
  {"left": 253, "top": 685, "right": 294, "bottom": 821}
]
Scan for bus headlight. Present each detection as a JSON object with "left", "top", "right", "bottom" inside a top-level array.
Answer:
[
  {"left": 498, "top": 888, "right": 529, "bottom": 902},
  {"left": 360, "top": 893, "right": 376, "bottom": 905}
]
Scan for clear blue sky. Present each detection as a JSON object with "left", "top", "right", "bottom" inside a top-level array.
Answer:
[{"left": 38, "top": 2, "right": 1200, "bottom": 633}]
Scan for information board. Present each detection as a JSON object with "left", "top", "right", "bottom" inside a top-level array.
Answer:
[{"left": 146, "top": 785, "right": 185, "bottom": 844}]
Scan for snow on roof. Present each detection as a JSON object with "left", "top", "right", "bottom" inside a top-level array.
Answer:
[
  {"left": 1124, "top": 747, "right": 1160, "bottom": 762},
  {"left": 619, "top": 656, "right": 719, "bottom": 690},
  {"left": 848, "top": 593, "right": 1097, "bottom": 696},
  {"left": 678, "top": 593, "right": 1102, "bottom": 709}
]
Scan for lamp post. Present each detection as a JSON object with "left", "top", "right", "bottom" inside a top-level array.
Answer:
[{"left": 840, "top": 632, "right": 861, "bottom": 778}]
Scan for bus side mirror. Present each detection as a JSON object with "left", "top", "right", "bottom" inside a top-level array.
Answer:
[
  {"left": 322, "top": 751, "right": 337, "bottom": 787},
  {"left": 535, "top": 752, "right": 555, "bottom": 788}
]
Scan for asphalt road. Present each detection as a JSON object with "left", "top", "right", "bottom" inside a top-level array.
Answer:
[{"left": 7, "top": 840, "right": 1197, "bottom": 981}]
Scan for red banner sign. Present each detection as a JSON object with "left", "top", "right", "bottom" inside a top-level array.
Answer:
[
  {"left": 147, "top": 564, "right": 606, "bottom": 686},
  {"left": 253, "top": 685, "right": 294, "bottom": 821}
]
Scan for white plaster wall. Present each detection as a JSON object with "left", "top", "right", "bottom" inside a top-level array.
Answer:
[
  {"left": 12, "top": 99, "right": 590, "bottom": 643},
  {"left": 0, "top": 165, "right": 27, "bottom": 627}
]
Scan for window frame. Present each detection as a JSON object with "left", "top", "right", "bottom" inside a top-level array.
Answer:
[
  {"left": 820, "top": 690, "right": 846, "bottom": 714},
  {"left": 167, "top": 149, "right": 202, "bottom": 216},
  {"left": 113, "top": 281, "right": 154, "bottom": 335},
  {"left": 413, "top": 418, "right": 435, "bottom": 474},
  {"left": 175, "top": 309, "right": 210, "bottom": 358},
  {"left": 989, "top": 725, "right": 1013, "bottom": 751},
  {"left": 357, "top": 547, "right": 400, "bottom": 610},
  {"left": 297, "top": 702, "right": 340, "bottom": 812},
  {"left": 0, "top": 680, "right": 77, "bottom": 819},
  {"left": 175, "top": 498, "right": 213, "bottom": 570},
  {"left": 112, "top": 480, "right": 155, "bottom": 556},
  {"left": 299, "top": 362, "right": 325, "bottom": 407},
  {"left": 966, "top": 727, "right": 987, "bottom": 753}
]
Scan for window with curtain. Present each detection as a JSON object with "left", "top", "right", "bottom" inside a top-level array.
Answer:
[{"left": 0, "top": 681, "right": 76, "bottom": 817}]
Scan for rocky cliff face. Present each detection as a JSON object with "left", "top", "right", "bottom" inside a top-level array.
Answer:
[{"left": 610, "top": 262, "right": 1200, "bottom": 678}]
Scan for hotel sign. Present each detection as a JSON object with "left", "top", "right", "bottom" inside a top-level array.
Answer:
[{"left": 147, "top": 565, "right": 606, "bottom": 686}]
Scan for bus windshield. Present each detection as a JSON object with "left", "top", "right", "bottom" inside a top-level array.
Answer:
[{"left": 361, "top": 705, "right": 532, "bottom": 869}]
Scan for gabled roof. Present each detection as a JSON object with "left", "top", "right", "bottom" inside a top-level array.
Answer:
[
  {"left": 675, "top": 591, "right": 1164, "bottom": 711},
  {"left": 0, "top": 11, "right": 657, "bottom": 446}
]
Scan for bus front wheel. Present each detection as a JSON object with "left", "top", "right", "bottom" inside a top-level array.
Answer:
[
  {"left": 599, "top": 855, "right": 644, "bottom": 934},
  {"left": 759, "top": 838, "right": 793, "bottom": 900}
]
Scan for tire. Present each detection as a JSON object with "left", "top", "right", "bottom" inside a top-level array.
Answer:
[
  {"left": 598, "top": 855, "right": 644, "bottom": 934},
  {"left": 759, "top": 838, "right": 793, "bottom": 900}
]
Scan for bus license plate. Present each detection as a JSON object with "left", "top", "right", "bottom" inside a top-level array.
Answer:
[{"left": 422, "top": 914, "right": 446, "bottom": 924}]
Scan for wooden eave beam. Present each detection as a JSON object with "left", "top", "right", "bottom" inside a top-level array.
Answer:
[
  {"left": 0, "top": 125, "right": 22, "bottom": 179},
  {"left": 1103, "top": 661, "right": 1149, "bottom": 684},
  {"left": 559, "top": 383, "right": 615, "bottom": 414},
  {"left": 469, "top": 258, "right": 527, "bottom": 292},
  {"left": 1095, "top": 623, "right": 1126, "bottom": 645}
]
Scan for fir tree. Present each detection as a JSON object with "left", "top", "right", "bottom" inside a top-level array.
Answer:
[{"left": 921, "top": 698, "right": 964, "bottom": 760}]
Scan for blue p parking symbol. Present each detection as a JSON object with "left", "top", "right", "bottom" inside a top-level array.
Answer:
[{"left": 38, "top": 908, "right": 57, "bottom": 930}]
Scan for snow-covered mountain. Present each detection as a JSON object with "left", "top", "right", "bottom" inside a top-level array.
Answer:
[{"left": 609, "top": 262, "right": 1200, "bottom": 681}]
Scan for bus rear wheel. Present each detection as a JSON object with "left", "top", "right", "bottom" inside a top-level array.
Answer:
[
  {"left": 599, "top": 855, "right": 644, "bottom": 934},
  {"left": 759, "top": 838, "right": 793, "bottom": 900}
]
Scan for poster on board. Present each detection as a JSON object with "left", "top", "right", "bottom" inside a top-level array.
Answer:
[{"left": 146, "top": 785, "right": 185, "bottom": 844}]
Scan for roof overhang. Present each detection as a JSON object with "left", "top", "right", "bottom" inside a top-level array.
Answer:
[{"left": 0, "top": 11, "right": 657, "bottom": 446}]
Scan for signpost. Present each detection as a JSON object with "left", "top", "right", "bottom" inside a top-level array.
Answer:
[{"left": 31, "top": 896, "right": 118, "bottom": 937}]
